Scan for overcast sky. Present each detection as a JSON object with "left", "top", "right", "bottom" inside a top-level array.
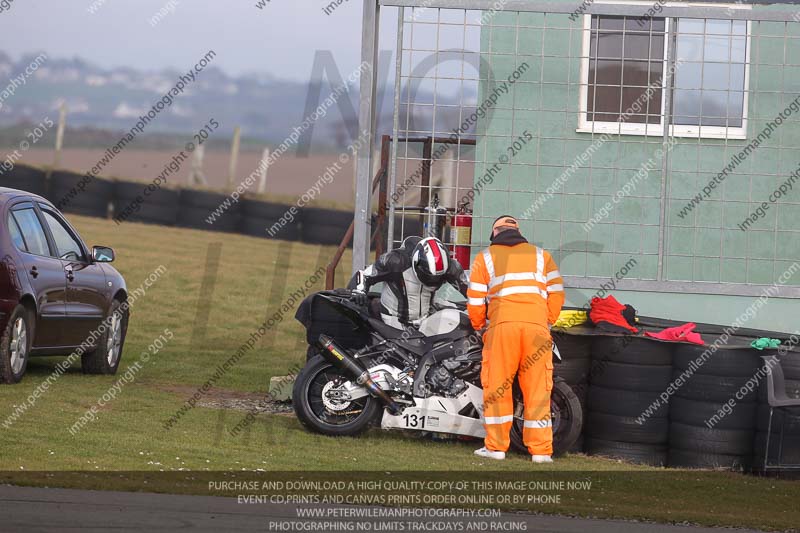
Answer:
[{"left": 1, "top": 0, "right": 397, "bottom": 81}]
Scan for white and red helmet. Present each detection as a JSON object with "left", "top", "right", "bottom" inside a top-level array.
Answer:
[{"left": 412, "top": 237, "right": 449, "bottom": 285}]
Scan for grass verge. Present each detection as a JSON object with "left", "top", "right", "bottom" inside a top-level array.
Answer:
[{"left": 0, "top": 215, "right": 797, "bottom": 531}]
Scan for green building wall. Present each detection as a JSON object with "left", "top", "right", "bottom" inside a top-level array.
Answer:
[{"left": 473, "top": 10, "right": 799, "bottom": 332}]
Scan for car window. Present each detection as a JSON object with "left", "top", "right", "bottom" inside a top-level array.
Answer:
[
  {"left": 41, "top": 210, "right": 85, "bottom": 261},
  {"left": 7, "top": 214, "right": 26, "bottom": 251},
  {"left": 12, "top": 209, "right": 51, "bottom": 257}
]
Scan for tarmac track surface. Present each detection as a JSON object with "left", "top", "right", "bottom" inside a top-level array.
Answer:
[{"left": 0, "top": 485, "right": 766, "bottom": 533}]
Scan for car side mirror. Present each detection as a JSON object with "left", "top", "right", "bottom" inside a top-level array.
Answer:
[{"left": 92, "top": 246, "right": 115, "bottom": 263}]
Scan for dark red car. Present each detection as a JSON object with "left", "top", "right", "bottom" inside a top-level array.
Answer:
[{"left": 0, "top": 187, "right": 128, "bottom": 384}]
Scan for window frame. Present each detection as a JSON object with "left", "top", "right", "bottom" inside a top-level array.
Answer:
[
  {"left": 37, "top": 204, "right": 89, "bottom": 263},
  {"left": 7, "top": 211, "right": 28, "bottom": 253},
  {"left": 9, "top": 202, "right": 54, "bottom": 259},
  {"left": 577, "top": 8, "right": 751, "bottom": 139}
]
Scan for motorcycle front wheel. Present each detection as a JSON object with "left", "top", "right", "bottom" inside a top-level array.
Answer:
[
  {"left": 292, "top": 355, "right": 381, "bottom": 436},
  {"left": 509, "top": 378, "right": 583, "bottom": 456}
]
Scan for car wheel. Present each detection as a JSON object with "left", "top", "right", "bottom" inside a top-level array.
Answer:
[
  {"left": 0, "top": 305, "right": 32, "bottom": 384},
  {"left": 81, "top": 299, "right": 128, "bottom": 375}
]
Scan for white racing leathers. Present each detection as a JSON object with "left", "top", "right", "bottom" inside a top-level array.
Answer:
[{"left": 354, "top": 248, "right": 467, "bottom": 330}]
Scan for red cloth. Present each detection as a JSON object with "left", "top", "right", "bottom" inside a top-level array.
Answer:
[
  {"left": 645, "top": 323, "right": 704, "bottom": 345},
  {"left": 589, "top": 295, "right": 638, "bottom": 333}
]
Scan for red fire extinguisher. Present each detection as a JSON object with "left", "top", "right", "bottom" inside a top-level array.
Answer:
[{"left": 450, "top": 202, "right": 472, "bottom": 271}]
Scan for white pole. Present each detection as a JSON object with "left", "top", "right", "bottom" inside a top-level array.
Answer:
[
  {"left": 49, "top": 102, "right": 67, "bottom": 179},
  {"left": 227, "top": 126, "right": 241, "bottom": 192},
  {"left": 188, "top": 144, "right": 207, "bottom": 186},
  {"left": 257, "top": 147, "right": 270, "bottom": 194}
]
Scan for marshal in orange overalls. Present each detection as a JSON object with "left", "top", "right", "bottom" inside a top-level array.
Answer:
[{"left": 466, "top": 222, "right": 564, "bottom": 457}]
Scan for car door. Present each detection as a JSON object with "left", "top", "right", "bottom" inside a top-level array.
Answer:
[
  {"left": 38, "top": 205, "right": 107, "bottom": 346},
  {"left": 8, "top": 202, "right": 68, "bottom": 348}
]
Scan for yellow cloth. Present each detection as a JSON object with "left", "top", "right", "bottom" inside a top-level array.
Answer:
[{"left": 553, "top": 310, "right": 588, "bottom": 329}]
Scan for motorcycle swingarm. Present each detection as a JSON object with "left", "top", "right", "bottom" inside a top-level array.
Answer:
[{"left": 329, "top": 364, "right": 407, "bottom": 401}]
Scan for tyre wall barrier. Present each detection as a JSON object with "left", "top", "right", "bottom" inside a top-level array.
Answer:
[
  {"left": 241, "top": 198, "right": 301, "bottom": 241},
  {"left": 178, "top": 189, "right": 240, "bottom": 233},
  {"left": 552, "top": 332, "right": 591, "bottom": 453},
  {"left": 553, "top": 332, "right": 592, "bottom": 388},
  {"left": 48, "top": 170, "right": 113, "bottom": 218},
  {"left": 584, "top": 336, "right": 672, "bottom": 466},
  {"left": 113, "top": 180, "right": 179, "bottom": 226},
  {"left": 585, "top": 438, "right": 667, "bottom": 467},
  {"left": 668, "top": 343, "right": 762, "bottom": 470},
  {"left": 391, "top": 215, "right": 423, "bottom": 243},
  {"left": 302, "top": 207, "right": 353, "bottom": 246},
  {"left": 0, "top": 164, "right": 46, "bottom": 196},
  {"left": 2, "top": 166, "right": 432, "bottom": 249}
]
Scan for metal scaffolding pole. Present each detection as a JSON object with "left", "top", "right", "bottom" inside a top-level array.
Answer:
[{"left": 353, "top": 0, "right": 381, "bottom": 273}]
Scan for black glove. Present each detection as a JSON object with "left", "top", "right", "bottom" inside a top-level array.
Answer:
[{"left": 350, "top": 290, "right": 368, "bottom": 306}]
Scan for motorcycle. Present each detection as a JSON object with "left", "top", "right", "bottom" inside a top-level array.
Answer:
[{"left": 292, "top": 289, "right": 583, "bottom": 455}]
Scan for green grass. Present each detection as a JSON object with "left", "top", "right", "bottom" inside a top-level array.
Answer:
[{"left": 0, "top": 216, "right": 798, "bottom": 531}]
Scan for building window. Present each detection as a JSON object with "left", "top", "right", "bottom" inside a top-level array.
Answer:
[{"left": 579, "top": 14, "right": 749, "bottom": 138}]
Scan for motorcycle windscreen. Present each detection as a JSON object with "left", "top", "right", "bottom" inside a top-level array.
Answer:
[{"left": 418, "top": 309, "right": 464, "bottom": 337}]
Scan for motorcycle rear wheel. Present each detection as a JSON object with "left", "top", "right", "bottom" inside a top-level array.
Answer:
[
  {"left": 293, "top": 355, "right": 381, "bottom": 436},
  {"left": 509, "top": 378, "right": 583, "bottom": 456}
]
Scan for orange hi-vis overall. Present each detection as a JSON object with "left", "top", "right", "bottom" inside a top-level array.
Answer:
[{"left": 466, "top": 243, "right": 565, "bottom": 455}]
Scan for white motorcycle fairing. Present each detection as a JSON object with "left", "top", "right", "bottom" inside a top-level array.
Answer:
[
  {"left": 331, "top": 364, "right": 487, "bottom": 438},
  {"left": 380, "top": 382, "right": 486, "bottom": 438}
]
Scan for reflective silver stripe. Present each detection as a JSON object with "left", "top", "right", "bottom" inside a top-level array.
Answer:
[
  {"left": 536, "top": 248, "right": 545, "bottom": 279},
  {"left": 482, "top": 249, "right": 495, "bottom": 280},
  {"left": 468, "top": 297, "right": 486, "bottom": 306},
  {"left": 546, "top": 269, "right": 562, "bottom": 282},
  {"left": 488, "top": 271, "right": 546, "bottom": 288},
  {"left": 494, "top": 286, "right": 548, "bottom": 299},
  {"left": 469, "top": 282, "right": 488, "bottom": 292},
  {"left": 523, "top": 419, "right": 553, "bottom": 429},
  {"left": 484, "top": 415, "right": 514, "bottom": 425},
  {"left": 547, "top": 284, "right": 564, "bottom": 293}
]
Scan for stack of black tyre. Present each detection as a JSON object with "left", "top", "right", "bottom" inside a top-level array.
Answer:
[
  {"left": 584, "top": 336, "right": 672, "bottom": 466},
  {"left": 48, "top": 171, "right": 113, "bottom": 218},
  {"left": 0, "top": 164, "right": 46, "bottom": 196},
  {"left": 113, "top": 180, "right": 179, "bottom": 226},
  {"left": 668, "top": 343, "right": 758, "bottom": 471},
  {"left": 754, "top": 350, "right": 800, "bottom": 470},
  {"left": 239, "top": 198, "right": 301, "bottom": 241},
  {"left": 302, "top": 207, "right": 352, "bottom": 245},
  {"left": 178, "top": 189, "right": 240, "bottom": 233},
  {"left": 552, "top": 331, "right": 592, "bottom": 452},
  {"left": 391, "top": 215, "right": 423, "bottom": 244}
]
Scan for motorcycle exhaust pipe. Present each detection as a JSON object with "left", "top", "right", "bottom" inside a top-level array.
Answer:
[{"left": 317, "top": 334, "right": 401, "bottom": 415}]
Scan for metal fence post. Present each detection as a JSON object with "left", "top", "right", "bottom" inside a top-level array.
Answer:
[
  {"left": 48, "top": 101, "right": 67, "bottom": 181},
  {"left": 227, "top": 126, "right": 241, "bottom": 192},
  {"left": 354, "top": 0, "right": 381, "bottom": 273}
]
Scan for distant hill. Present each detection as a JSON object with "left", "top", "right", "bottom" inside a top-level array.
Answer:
[{"left": 0, "top": 52, "right": 475, "bottom": 152}]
